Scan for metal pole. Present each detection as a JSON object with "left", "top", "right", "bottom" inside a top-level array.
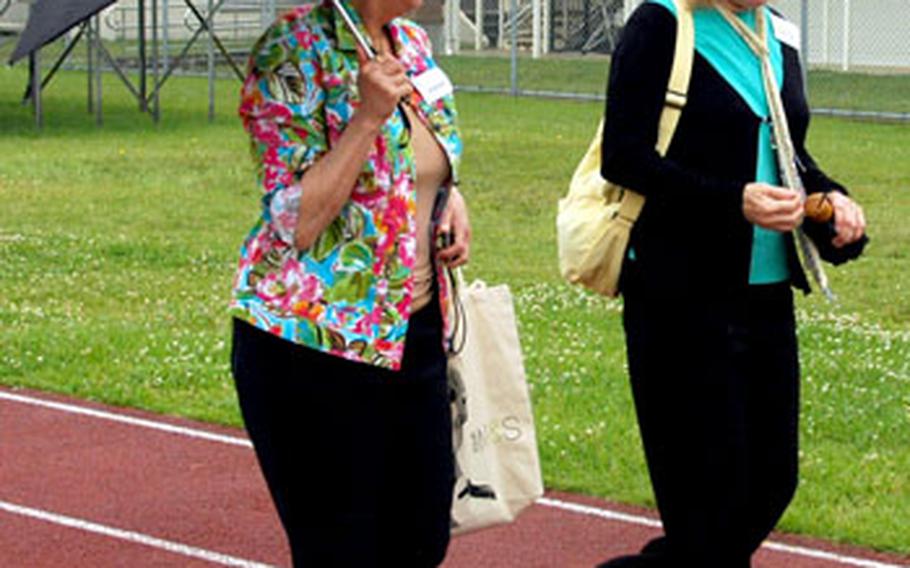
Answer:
[
  {"left": 443, "top": 0, "right": 452, "bottom": 54},
  {"left": 29, "top": 51, "right": 42, "bottom": 129},
  {"left": 510, "top": 0, "right": 517, "bottom": 95},
  {"left": 152, "top": 0, "right": 160, "bottom": 121},
  {"left": 139, "top": 0, "right": 148, "bottom": 111},
  {"left": 24, "top": 24, "right": 87, "bottom": 100},
  {"left": 583, "top": 0, "right": 590, "bottom": 43},
  {"left": 821, "top": 0, "right": 829, "bottom": 65},
  {"left": 163, "top": 0, "right": 170, "bottom": 71},
  {"left": 542, "top": 0, "right": 549, "bottom": 54},
  {"left": 87, "top": 17, "right": 94, "bottom": 114},
  {"left": 475, "top": 0, "right": 483, "bottom": 51},
  {"left": 450, "top": 0, "right": 460, "bottom": 54},
  {"left": 562, "top": 0, "right": 568, "bottom": 48},
  {"left": 841, "top": 0, "right": 849, "bottom": 71},
  {"left": 94, "top": 15, "right": 103, "bottom": 126},
  {"left": 532, "top": 0, "right": 541, "bottom": 58},
  {"left": 800, "top": 0, "right": 809, "bottom": 93},
  {"left": 497, "top": 0, "right": 504, "bottom": 49},
  {"left": 207, "top": 0, "right": 215, "bottom": 121}
]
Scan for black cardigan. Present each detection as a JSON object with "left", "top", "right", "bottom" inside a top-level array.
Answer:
[{"left": 602, "top": 4, "right": 846, "bottom": 300}]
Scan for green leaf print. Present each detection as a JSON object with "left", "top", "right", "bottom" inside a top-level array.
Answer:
[
  {"left": 325, "top": 272, "right": 372, "bottom": 304},
  {"left": 346, "top": 205, "right": 368, "bottom": 240},
  {"left": 386, "top": 262, "right": 410, "bottom": 290},
  {"left": 338, "top": 242, "right": 373, "bottom": 273},
  {"left": 311, "top": 218, "right": 345, "bottom": 262}
]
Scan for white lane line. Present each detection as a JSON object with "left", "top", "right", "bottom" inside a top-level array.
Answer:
[
  {"left": 3, "top": 389, "right": 907, "bottom": 568},
  {"left": 538, "top": 498, "right": 906, "bottom": 568},
  {"left": 0, "top": 500, "right": 275, "bottom": 568},
  {"left": 762, "top": 542, "right": 907, "bottom": 568},
  {"left": 536, "top": 497, "right": 662, "bottom": 529},
  {"left": 0, "top": 390, "right": 252, "bottom": 448}
]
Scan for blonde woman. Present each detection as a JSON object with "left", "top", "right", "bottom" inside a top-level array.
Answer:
[
  {"left": 598, "top": 0, "right": 865, "bottom": 566},
  {"left": 229, "top": 0, "right": 469, "bottom": 565}
]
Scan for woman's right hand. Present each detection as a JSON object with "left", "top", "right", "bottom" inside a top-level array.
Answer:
[
  {"left": 742, "top": 182, "right": 805, "bottom": 232},
  {"left": 355, "top": 47, "right": 413, "bottom": 128}
]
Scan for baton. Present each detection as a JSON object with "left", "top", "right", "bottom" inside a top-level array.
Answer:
[
  {"left": 330, "top": 0, "right": 412, "bottom": 142},
  {"left": 331, "top": 0, "right": 377, "bottom": 59}
]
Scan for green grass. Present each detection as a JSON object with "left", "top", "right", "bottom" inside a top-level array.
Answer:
[{"left": 1, "top": 65, "right": 909, "bottom": 554}]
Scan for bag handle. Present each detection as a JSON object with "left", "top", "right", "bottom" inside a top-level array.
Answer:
[{"left": 445, "top": 266, "right": 468, "bottom": 356}]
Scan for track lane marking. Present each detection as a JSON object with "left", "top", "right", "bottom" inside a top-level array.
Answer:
[
  {"left": 0, "top": 390, "right": 252, "bottom": 447},
  {"left": 2, "top": 388, "right": 907, "bottom": 568},
  {"left": 535, "top": 498, "right": 907, "bottom": 568},
  {"left": 0, "top": 500, "right": 275, "bottom": 568}
]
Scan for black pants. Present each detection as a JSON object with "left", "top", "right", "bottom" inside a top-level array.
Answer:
[
  {"left": 622, "top": 283, "right": 800, "bottom": 568},
  {"left": 230, "top": 303, "right": 454, "bottom": 568}
]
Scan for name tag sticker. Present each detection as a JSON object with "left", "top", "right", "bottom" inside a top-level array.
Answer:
[
  {"left": 771, "top": 13, "right": 801, "bottom": 50},
  {"left": 412, "top": 67, "right": 454, "bottom": 104}
]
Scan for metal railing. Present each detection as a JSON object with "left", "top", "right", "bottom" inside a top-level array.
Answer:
[
  {"left": 12, "top": 0, "right": 908, "bottom": 124},
  {"left": 0, "top": 0, "right": 26, "bottom": 35}
]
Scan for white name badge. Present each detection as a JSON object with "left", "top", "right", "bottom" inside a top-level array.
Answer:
[
  {"left": 412, "top": 67, "right": 454, "bottom": 104},
  {"left": 771, "top": 13, "right": 801, "bottom": 51}
]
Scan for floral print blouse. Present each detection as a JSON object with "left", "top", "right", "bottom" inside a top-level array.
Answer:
[{"left": 230, "top": 0, "right": 463, "bottom": 371}]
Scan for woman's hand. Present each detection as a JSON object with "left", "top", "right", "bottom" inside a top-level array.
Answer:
[
  {"left": 437, "top": 187, "right": 471, "bottom": 268},
  {"left": 827, "top": 191, "right": 866, "bottom": 248},
  {"left": 355, "top": 47, "right": 413, "bottom": 128},
  {"left": 743, "top": 182, "right": 804, "bottom": 232}
]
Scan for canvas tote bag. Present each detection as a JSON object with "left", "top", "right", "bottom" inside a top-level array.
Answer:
[
  {"left": 556, "top": 0, "right": 694, "bottom": 297},
  {"left": 447, "top": 275, "right": 543, "bottom": 535}
]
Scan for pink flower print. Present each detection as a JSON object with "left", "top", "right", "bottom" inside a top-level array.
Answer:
[
  {"left": 375, "top": 339, "right": 404, "bottom": 364},
  {"left": 261, "top": 99, "right": 293, "bottom": 125},
  {"left": 297, "top": 272, "right": 324, "bottom": 303},
  {"left": 256, "top": 274, "right": 284, "bottom": 304},
  {"left": 251, "top": 119, "right": 283, "bottom": 147},
  {"left": 396, "top": 295, "right": 412, "bottom": 318},
  {"left": 398, "top": 236, "right": 417, "bottom": 271}
]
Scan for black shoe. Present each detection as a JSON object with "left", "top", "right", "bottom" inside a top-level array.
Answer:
[
  {"left": 640, "top": 536, "right": 669, "bottom": 556},
  {"left": 595, "top": 554, "right": 663, "bottom": 568}
]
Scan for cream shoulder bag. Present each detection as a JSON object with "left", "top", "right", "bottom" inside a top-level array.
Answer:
[{"left": 557, "top": 0, "right": 694, "bottom": 297}]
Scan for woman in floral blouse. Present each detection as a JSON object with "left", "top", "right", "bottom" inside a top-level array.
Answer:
[{"left": 229, "top": 0, "right": 470, "bottom": 565}]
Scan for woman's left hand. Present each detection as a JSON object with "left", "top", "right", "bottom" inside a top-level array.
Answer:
[
  {"left": 437, "top": 186, "right": 471, "bottom": 268},
  {"left": 827, "top": 191, "right": 867, "bottom": 248}
]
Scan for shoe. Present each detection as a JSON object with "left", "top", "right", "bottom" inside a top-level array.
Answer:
[
  {"left": 595, "top": 554, "right": 662, "bottom": 568},
  {"left": 595, "top": 537, "right": 672, "bottom": 568},
  {"left": 640, "top": 537, "right": 669, "bottom": 556}
]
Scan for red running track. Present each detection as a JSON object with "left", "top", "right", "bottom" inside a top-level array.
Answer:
[{"left": 1, "top": 386, "right": 907, "bottom": 568}]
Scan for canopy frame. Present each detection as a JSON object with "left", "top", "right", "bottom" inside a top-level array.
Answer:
[{"left": 16, "top": 0, "right": 246, "bottom": 128}]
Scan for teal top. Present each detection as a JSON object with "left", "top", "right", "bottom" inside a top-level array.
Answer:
[{"left": 648, "top": 0, "right": 790, "bottom": 284}]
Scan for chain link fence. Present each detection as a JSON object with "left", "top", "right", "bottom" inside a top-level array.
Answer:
[
  {"left": 443, "top": 0, "right": 910, "bottom": 119},
  {"left": 2, "top": 0, "right": 908, "bottom": 120}
]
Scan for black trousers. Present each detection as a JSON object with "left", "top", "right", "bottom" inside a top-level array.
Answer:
[
  {"left": 622, "top": 282, "right": 800, "bottom": 568},
  {"left": 230, "top": 303, "right": 454, "bottom": 568}
]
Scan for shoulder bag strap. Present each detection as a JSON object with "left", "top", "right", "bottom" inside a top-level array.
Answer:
[{"left": 617, "top": 0, "right": 695, "bottom": 222}]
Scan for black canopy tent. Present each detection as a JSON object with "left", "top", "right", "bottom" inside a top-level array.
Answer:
[{"left": 9, "top": 0, "right": 245, "bottom": 128}]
